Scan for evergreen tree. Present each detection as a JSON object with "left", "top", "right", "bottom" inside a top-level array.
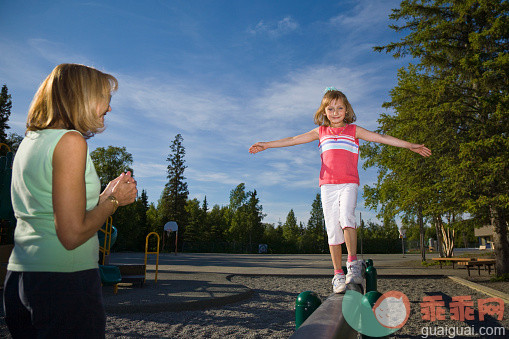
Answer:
[
  {"left": 209, "top": 204, "right": 229, "bottom": 243},
  {"left": 159, "top": 134, "right": 189, "bottom": 243},
  {"left": 227, "top": 184, "right": 265, "bottom": 251},
  {"left": 139, "top": 189, "right": 150, "bottom": 238},
  {"left": 306, "top": 193, "right": 325, "bottom": 252},
  {"left": 245, "top": 190, "right": 265, "bottom": 250},
  {"left": 202, "top": 196, "right": 208, "bottom": 213},
  {"left": 184, "top": 198, "right": 202, "bottom": 242},
  {"left": 282, "top": 209, "right": 299, "bottom": 249},
  {"left": 199, "top": 196, "right": 211, "bottom": 241},
  {"left": 227, "top": 183, "right": 247, "bottom": 243},
  {"left": 371, "top": 0, "right": 509, "bottom": 273},
  {"left": 263, "top": 223, "right": 285, "bottom": 253},
  {"left": 0, "top": 84, "right": 12, "bottom": 144}
]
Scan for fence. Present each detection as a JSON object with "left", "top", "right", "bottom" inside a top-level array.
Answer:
[{"left": 180, "top": 238, "right": 403, "bottom": 254}]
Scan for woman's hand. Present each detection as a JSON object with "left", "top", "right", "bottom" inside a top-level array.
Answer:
[
  {"left": 249, "top": 142, "right": 268, "bottom": 154},
  {"left": 409, "top": 144, "right": 432, "bottom": 157},
  {"left": 100, "top": 171, "right": 137, "bottom": 205},
  {"left": 109, "top": 172, "right": 138, "bottom": 206}
]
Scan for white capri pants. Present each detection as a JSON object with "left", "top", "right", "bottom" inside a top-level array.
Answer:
[{"left": 321, "top": 183, "right": 358, "bottom": 245}]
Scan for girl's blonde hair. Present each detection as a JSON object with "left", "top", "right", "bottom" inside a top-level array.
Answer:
[
  {"left": 27, "top": 63, "right": 118, "bottom": 138},
  {"left": 314, "top": 89, "right": 356, "bottom": 126}
]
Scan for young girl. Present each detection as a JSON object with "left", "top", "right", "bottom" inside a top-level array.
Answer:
[{"left": 249, "top": 87, "right": 431, "bottom": 293}]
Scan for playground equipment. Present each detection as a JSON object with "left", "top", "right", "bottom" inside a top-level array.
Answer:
[
  {"left": 162, "top": 221, "right": 178, "bottom": 255},
  {"left": 292, "top": 259, "right": 381, "bottom": 338},
  {"left": 0, "top": 143, "right": 15, "bottom": 242},
  {"left": 98, "top": 216, "right": 117, "bottom": 265},
  {"left": 365, "top": 260, "right": 378, "bottom": 293},
  {"left": 112, "top": 231, "right": 161, "bottom": 288},
  {"left": 144, "top": 232, "right": 160, "bottom": 283},
  {"left": 98, "top": 216, "right": 122, "bottom": 293},
  {"left": 99, "top": 264, "right": 122, "bottom": 294},
  {"left": 295, "top": 291, "right": 322, "bottom": 329},
  {"left": 291, "top": 284, "right": 362, "bottom": 339},
  {"left": 0, "top": 143, "right": 15, "bottom": 287}
]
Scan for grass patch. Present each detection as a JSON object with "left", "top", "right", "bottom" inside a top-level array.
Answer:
[
  {"left": 421, "top": 260, "right": 442, "bottom": 267},
  {"left": 490, "top": 273, "right": 509, "bottom": 282}
]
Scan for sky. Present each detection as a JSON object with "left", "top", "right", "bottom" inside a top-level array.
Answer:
[{"left": 0, "top": 0, "right": 411, "bottom": 227}]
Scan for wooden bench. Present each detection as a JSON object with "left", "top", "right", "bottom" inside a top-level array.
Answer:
[
  {"left": 115, "top": 264, "right": 146, "bottom": 287},
  {"left": 432, "top": 258, "right": 471, "bottom": 269},
  {"left": 465, "top": 259, "right": 496, "bottom": 276},
  {"left": 432, "top": 258, "right": 496, "bottom": 276}
]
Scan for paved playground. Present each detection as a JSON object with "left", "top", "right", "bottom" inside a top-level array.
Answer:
[{"left": 103, "top": 252, "right": 509, "bottom": 313}]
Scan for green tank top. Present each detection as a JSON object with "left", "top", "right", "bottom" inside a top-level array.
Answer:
[{"left": 8, "top": 129, "right": 101, "bottom": 272}]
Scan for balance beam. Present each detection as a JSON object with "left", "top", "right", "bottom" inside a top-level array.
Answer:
[{"left": 290, "top": 284, "right": 362, "bottom": 339}]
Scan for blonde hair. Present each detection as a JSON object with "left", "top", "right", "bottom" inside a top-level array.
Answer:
[
  {"left": 27, "top": 63, "right": 118, "bottom": 138},
  {"left": 313, "top": 89, "right": 356, "bottom": 126}
]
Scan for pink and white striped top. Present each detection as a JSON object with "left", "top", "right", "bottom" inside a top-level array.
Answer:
[{"left": 318, "top": 124, "right": 359, "bottom": 186}]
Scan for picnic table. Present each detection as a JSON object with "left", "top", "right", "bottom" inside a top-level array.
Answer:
[{"left": 432, "top": 257, "right": 496, "bottom": 276}]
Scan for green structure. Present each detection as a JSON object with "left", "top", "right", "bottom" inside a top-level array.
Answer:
[
  {"left": 295, "top": 291, "right": 322, "bottom": 329},
  {"left": 365, "top": 265, "right": 377, "bottom": 293}
]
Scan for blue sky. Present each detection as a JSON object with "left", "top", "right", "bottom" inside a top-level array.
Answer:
[{"left": 0, "top": 0, "right": 410, "bottom": 226}]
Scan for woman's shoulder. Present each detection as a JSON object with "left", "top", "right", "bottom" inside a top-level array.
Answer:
[
  {"left": 57, "top": 130, "right": 86, "bottom": 146},
  {"left": 53, "top": 130, "right": 87, "bottom": 165}
]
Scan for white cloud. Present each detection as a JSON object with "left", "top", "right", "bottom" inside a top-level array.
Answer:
[
  {"left": 248, "top": 16, "right": 299, "bottom": 37},
  {"left": 246, "top": 63, "right": 390, "bottom": 146},
  {"left": 329, "top": 0, "right": 395, "bottom": 32},
  {"left": 28, "top": 39, "right": 94, "bottom": 66},
  {"left": 0, "top": 38, "right": 49, "bottom": 89},
  {"left": 186, "top": 168, "right": 243, "bottom": 186},
  {"left": 132, "top": 162, "right": 167, "bottom": 179},
  {"left": 111, "top": 73, "right": 240, "bottom": 133}
]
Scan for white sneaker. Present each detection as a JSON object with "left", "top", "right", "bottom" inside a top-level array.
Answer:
[
  {"left": 346, "top": 260, "right": 364, "bottom": 285},
  {"left": 332, "top": 273, "right": 346, "bottom": 293}
]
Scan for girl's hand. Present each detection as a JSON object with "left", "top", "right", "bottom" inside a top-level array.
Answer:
[
  {"left": 249, "top": 142, "right": 268, "bottom": 154},
  {"left": 409, "top": 144, "right": 432, "bottom": 157}
]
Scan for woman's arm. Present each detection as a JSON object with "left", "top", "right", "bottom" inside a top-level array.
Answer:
[
  {"left": 249, "top": 128, "right": 319, "bottom": 154},
  {"left": 356, "top": 126, "right": 431, "bottom": 157},
  {"left": 52, "top": 131, "right": 137, "bottom": 250}
]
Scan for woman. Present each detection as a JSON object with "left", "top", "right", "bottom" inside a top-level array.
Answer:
[{"left": 3, "top": 63, "right": 138, "bottom": 337}]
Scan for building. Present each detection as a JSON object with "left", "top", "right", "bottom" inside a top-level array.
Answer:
[{"left": 474, "top": 225, "right": 494, "bottom": 250}]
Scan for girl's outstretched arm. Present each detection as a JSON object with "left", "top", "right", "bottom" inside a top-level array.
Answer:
[
  {"left": 249, "top": 128, "right": 319, "bottom": 154},
  {"left": 356, "top": 126, "right": 431, "bottom": 157}
]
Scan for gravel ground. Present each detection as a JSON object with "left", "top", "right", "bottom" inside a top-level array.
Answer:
[
  {"left": 1, "top": 275, "right": 508, "bottom": 338},
  {"left": 105, "top": 275, "right": 508, "bottom": 338}
]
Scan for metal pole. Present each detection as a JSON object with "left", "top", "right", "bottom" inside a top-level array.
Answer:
[
  {"left": 323, "top": 218, "right": 327, "bottom": 254},
  {"left": 402, "top": 236, "right": 405, "bottom": 257},
  {"left": 360, "top": 212, "right": 363, "bottom": 259},
  {"left": 175, "top": 230, "right": 178, "bottom": 256}
]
